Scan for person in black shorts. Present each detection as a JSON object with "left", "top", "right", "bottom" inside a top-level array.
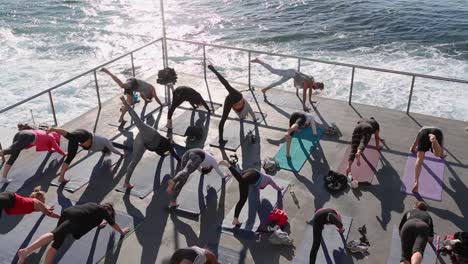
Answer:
[
  {"left": 309, "top": 208, "right": 345, "bottom": 263},
  {"left": 17, "top": 202, "right": 130, "bottom": 264},
  {"left": 399, "top": 201, "right": 434, "bottom": 264},
  {"left": 166, "top": 86, "right": 211, "bottom": 128},
  {"left": 410, "top": 126, "right": 444, "bottom": 193}
]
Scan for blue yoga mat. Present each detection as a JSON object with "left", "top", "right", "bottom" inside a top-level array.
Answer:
[{"left": 275, "top": 127, "right": 324, "bottom": 172}]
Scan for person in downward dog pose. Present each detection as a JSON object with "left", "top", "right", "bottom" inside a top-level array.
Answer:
[
  {"left": 284, "top": 111, "right": 318, "bottom": 158},
  {"left": 120, "top": 96, "right": 180, "bottom": 189},
  {"left": 46, "top": 127, "right": 125, "bottom": 184},
  {"left": 219, "top": 160, "right": 284, "bottom": 226},
  {"left": 409, "top": 126, "right": 444, "bottom": 193},
  {"left": 100, "top": 67, "right": 166, "bottom": 126},
  {"left": 251, "top": 58, "right": 324, "bottom": 111},
  {"left": 17, "top": 202, "right": 129, "bottom": 264},
  {"left": 0, "top": 129, "right": 66, "bottom": 183},
  {"left": 208, "top": 65, "right": 257, "bottom": 144},
  {"left": 345, "top": 117, "right": 383, "bottom": 179},
  {"left": 166, "top": 148, "right": 229, "bottom": 208},
  {"left": 0, "top": 186, "right": 60, "bottom": 219},
  {"left": 309, "top": 208, "right": 345, "bottom": 263},
  {"left": 166, "top": 86, "right": 211, "bottom": 129}
]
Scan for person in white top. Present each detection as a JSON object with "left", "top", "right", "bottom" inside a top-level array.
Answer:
[
  {"left": 284, "top": 112, "right": 318, "bottom": 158},
  {"left": 166, "top": 148, "right": 229, "bottom": 208}
]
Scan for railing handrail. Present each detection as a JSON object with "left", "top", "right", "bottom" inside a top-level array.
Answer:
[
  {"left": 167, "top": 37, "right": 468, "bottom": 85},
  {"left": 0, "top": 38, "right": 162, "bottom": 115}
]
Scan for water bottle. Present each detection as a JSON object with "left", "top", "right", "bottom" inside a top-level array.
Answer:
[{"left": 290, "top": 185, "right": 300, "bottom": 208}]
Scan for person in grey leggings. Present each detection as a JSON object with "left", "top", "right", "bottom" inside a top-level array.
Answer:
[
  {"left": 251, "top": 58, "right": 324, "bottom": 111},
  {"left": 119, "top": 96, "right": 180, "bottom": 189}
]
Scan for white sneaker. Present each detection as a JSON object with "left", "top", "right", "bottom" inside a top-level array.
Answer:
[{"left": 0, "top": 177, "right": 12, "bottom": 184}]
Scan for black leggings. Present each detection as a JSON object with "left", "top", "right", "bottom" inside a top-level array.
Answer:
[
  {"left": 349, "top": 125, "right": 373, "bottom": 162},
  {"left": 64, "top": 129, "right": 93, "bottom": 164},
  {"left": 0, "top": 192, "right": 15, "bottom": 217},
  {"left": 3, "top": 131, "right": 36, "bottom": 165},
  {"left": 309, "top": 209, "right": 342, "bottom": 263},
  {"left": 416, "top": 128, "right": 443, "bottom": 152},
  {"left": 400, "top": 219, "right": 430, "bottom": 262},
  {"left": 51, "top": 212, "right": 77, "bottom": 249},
  {"left": 171, "top": 150, "right": 205, "bottom": 201},
  {"left": 167, "top": 87, "right": 210, "bottom": 120},
  {"left": 228, "top": 166, "right": 260, "bottom": 218},
  {"left": 208, "top": 66, "right": 243, "bottom": 141}
]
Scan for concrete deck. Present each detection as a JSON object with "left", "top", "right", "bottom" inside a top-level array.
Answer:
[{"left": 1, "top": 72, "right": 468, "bottom": 264}]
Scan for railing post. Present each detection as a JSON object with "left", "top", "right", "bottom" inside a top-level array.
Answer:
[
  {"left": 48, "top": 91, "right": 58, "bottom": 127},
  {"left": 202, "top": 45, "right": 214, "bottom": 111},
  {"left": 248, "top": 51, "right": 251, "bottom": 89},
  {"left": 407, "top": 75, "right": 416, "bottom": 114},
  {"left": 297, "top": 59, "right": 301, "bottom": 96},
  {"left": 130, "top": 52, "right": 136, "bottom": 77},
  {"left": 93, "top": 70, "right": 102, "bottom": 109},
  {"left": 348, "top": 67, "right": 355, "bottom": 105}
]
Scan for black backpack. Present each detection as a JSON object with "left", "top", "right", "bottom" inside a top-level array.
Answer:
[{"left": 324, "top": 170, "right": 349, "bottom": 193}]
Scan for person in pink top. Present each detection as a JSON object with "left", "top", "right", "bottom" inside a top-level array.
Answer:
[
  {"left": 0, "top": 129, "right": 66, "bottom": 183},
  {"left": 0, "top": 186, "right": 60, "bottom": 219}
]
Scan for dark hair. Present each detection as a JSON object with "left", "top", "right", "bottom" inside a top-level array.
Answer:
[
  {"left": 201, "top": 167, "right": 213, "bottom": 175},
  {"left": 102, "top": 202, "right": 115, "bottom": 220},
  {"left": 316, "top": 82, "right": 324, "bottom": 90},
  {"left": 415, "top": 201, "right": 428, "bottom": 211}
]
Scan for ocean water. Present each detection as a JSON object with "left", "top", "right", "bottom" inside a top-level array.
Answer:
[{"left": 1, "top": 0, "right": 467, "bottom": 127}]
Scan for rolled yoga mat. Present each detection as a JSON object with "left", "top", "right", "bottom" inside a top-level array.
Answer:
[
  {"left": 387, "top": 226, "right": 438, "bottom": 264},
  {"left": 337, "top": 139, "right": 381, "bottom": 183},
  {"left": 400, "top": 152, "right": 445, "bottom": 201},
  {"left": 275, "top": 127, "right": 324, "bottom": 172},
  {"left": 221, "top": 178, "right": 290, "bottom": 237}
]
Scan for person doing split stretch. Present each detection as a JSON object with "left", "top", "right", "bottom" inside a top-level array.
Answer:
[
  {"left": 17, "top": 202, "right": 130, "bottom": 264},
  {"left": 47, "top": 127, "right": 125, "bottom": 184},
  {"left": 119, "top": 96, "right": 181, "bottom": 189},
  {"left": 0, "top": 186, "right": 60, "bottom": 219},
  {"left": 398, "top": 202, "right": 434, "bottom": 264},
  {"left": 166, "top": 148, "right": 229, "bottom": 208},
  {"left": 410, "top": 126, "right": 444, "bottom": 193},
  {"left": 100, "top": 67, "right": 166, "bottom": 126},
  {"left": 219, "top": 161, "right": 284, "bottom": 226},
  {"left": 251, "top": 58, "right": 324, "bottom": 111},
  {"left": 346, "top": 117, "right": 383, "bottom": 178},
  {"left": 208, "top": 65, "right": 256, "bottom": 144},
  {"left": 166, "top": 86, "right": 211, "bottom": 129},
  {"left": 0, "top": 129, "right": 65, "bottom": 183},
  {"left": 308, "top": 208, "right": 345, "bottom": 264},
  {"left": 169, "top": 246, "right": 218, "bottom": 264}
]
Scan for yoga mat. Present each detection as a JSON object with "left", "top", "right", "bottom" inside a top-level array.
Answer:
[
  {"left": 337, "top": 139, "right": 381, "bottom": 183},
  {"left": 243, "top": 89, "right": 306, "bottom": 110},
  {"left": 1, "top": 150, "right": 63, "bottom": 193},
  {"left": 221, "top": 178, "right": 290, "bottom": 236},
  {"left": 0, "top": 202, "right": 141, "bottom": 264},
  {"left": 387, "top": 226, "right": 437, "bottom": 264},
  {"left": 160, "top": 102, "right": 222, "bottom": 136},
  {"left": 293, "top": 216, "right": 353, "bottom": 264},
  {"left": 114, "top": 145, "right": 184, "bottom": 199},
  {"left": 107, "top": 101, "right": 164, "bottom": 129},
  {"left": 209, "top": 112, "right": 266, "bottom": 152},
  {"left": 275, "top": 127, "right": 324, "bottom": 172},
  {"left": 50, "top": 153, "right": 123, "bottom": 192},
  {"left": 174, "top": 169, "right": 232, "bottom": 216},
  {"left": 401, "top": 152, "right": 445, "bottom": 201}
]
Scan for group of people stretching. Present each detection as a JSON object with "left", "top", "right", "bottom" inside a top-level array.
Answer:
[{"left": 0, "top": 59, "right": 448, "bottom": 264}]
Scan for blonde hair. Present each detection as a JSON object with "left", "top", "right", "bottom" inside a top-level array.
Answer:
[{"left": 30, "top": 186, "right": 45, "bottom": 200}]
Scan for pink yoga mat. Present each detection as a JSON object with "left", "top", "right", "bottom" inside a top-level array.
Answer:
[
  {"left": 337, "top": 140, "right": 381, "bottom": 183},
  {"left": 401, "top": 152, "right": 445, "bottom": 201}
]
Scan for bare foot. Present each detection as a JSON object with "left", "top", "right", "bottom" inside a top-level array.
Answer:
[
  {"left": 124, "top": 183, "right": 134, "bottom": 189},
  {"left": 17, "top": 249, "right": 28, "bottom": 264},
  {"left": 412, "top": 182, "right": 419, "bottom": 193},
  {"left": 250, "top": 58, "right": 260, "bottom": 63},
  {"left": 232, "top": 219, "right": 242, "bottom": 226}
]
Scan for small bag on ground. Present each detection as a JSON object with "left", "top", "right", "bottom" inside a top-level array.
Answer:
[
  {"left": 263, "top": 157, "right": 278, "bottom": 174},
  {"left": 324, "top": 170, "right": 349, "bottom": 193}
]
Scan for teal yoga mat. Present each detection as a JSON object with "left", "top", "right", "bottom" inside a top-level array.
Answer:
[{"left": 275, "top": 127, "right": 324, "bottom": 172}]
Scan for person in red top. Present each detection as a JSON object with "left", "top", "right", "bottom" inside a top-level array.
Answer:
[
  {"left": 0, "top": 129, "right": 66, "bottom": 183},
  {"left": 0, "top": 186, "right": 60, "bottom": 219}
]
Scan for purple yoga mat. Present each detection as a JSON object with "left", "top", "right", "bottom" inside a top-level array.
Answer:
[
  {"left": 401, "top": 152, "right": 445, "bottom": 201},
  {"left": 338, "top": 140, "right": 381, "bottom": 183}
]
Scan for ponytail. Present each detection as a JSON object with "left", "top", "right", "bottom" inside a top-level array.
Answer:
[{"left": 30, "top": 186, "right": 45, "bottom": 200}]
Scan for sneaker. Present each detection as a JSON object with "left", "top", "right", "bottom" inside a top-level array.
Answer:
[{"left": 0, "top": 177, "right": 12, "bottom": 184}]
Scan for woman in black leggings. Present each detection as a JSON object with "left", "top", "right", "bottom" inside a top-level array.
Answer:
[
  {"left": 166, "top": 86, "right": 211, "bottom": 128},
  {"left": 309, "top": 208, "right": 344, "bottom": 264},
  {"left": 219, "top": 161, "right": 283, "bottom": 225},
  {"left": 399, "top": 202, "right": 434, "bottom": 264},
  {"left": 17, "top": 202, "right": 130, "bottom": 264},
  {"left": 208, "top": 65, "right": 256, "bottom": 144}
]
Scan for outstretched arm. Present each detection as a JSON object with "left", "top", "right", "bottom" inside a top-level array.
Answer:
[
  {"left": 100, "top": 68, "right": 131, "bottom": 89},
  {"left": 34, "top": 200, "right": 60, "bottom": 218},
  {"left": 49, "top": 138, "right": 66, "bottom": 156}
]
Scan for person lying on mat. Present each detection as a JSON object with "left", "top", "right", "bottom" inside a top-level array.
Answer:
[
  {"left": 208, "top": 65, "right": 257, "bottom": 145},
  {"left": 251, "top": 58, "right": 324, "bottom": 111},
  {"left": 219, "top": 160, "right": 284, "bottom": 226},
  {"left": 409, "top": 126, "right": 444, "bottom": 193},
  {"left": 308, "top": 208, "right": 345, "bottom": 263},
  {"left": 100, "top": 67, "right": 166, "bottom": 126},
  {"left": 399, "top": 201, "right": 434, "bottom": 264},
  {"left": 17, "top": 202, "right": 129, "bottom": 264},
  {"left": 120, "top": 96, "right": 181, "bottom": 189},
  {"left": 166, "top": 148, "right": 230, "bottom": 209},
  {"left": 47, "top": 127, "right": 125, "bottom": 184},
  {"left": 169, "top": 246, "right": 218, "bottom": 264},
  {"left": 166, "top": 86, "right": 212, "bottom": 129},
  {"left": 0, "top": 129, "right": 66, "bottom": 183},
  {"left": 0, "top": 186, "right": 60, "bottom": 219},
  {"left": 345, "top": 117, "right": 383, "bottom": 179}
]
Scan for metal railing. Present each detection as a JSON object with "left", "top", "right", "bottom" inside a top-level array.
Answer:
[
  {"left": 0, "top": 38, "right": 162, "bottom": 126},
  {"left": 167, "top": 37, "right": 468, "bottom": 115}
]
